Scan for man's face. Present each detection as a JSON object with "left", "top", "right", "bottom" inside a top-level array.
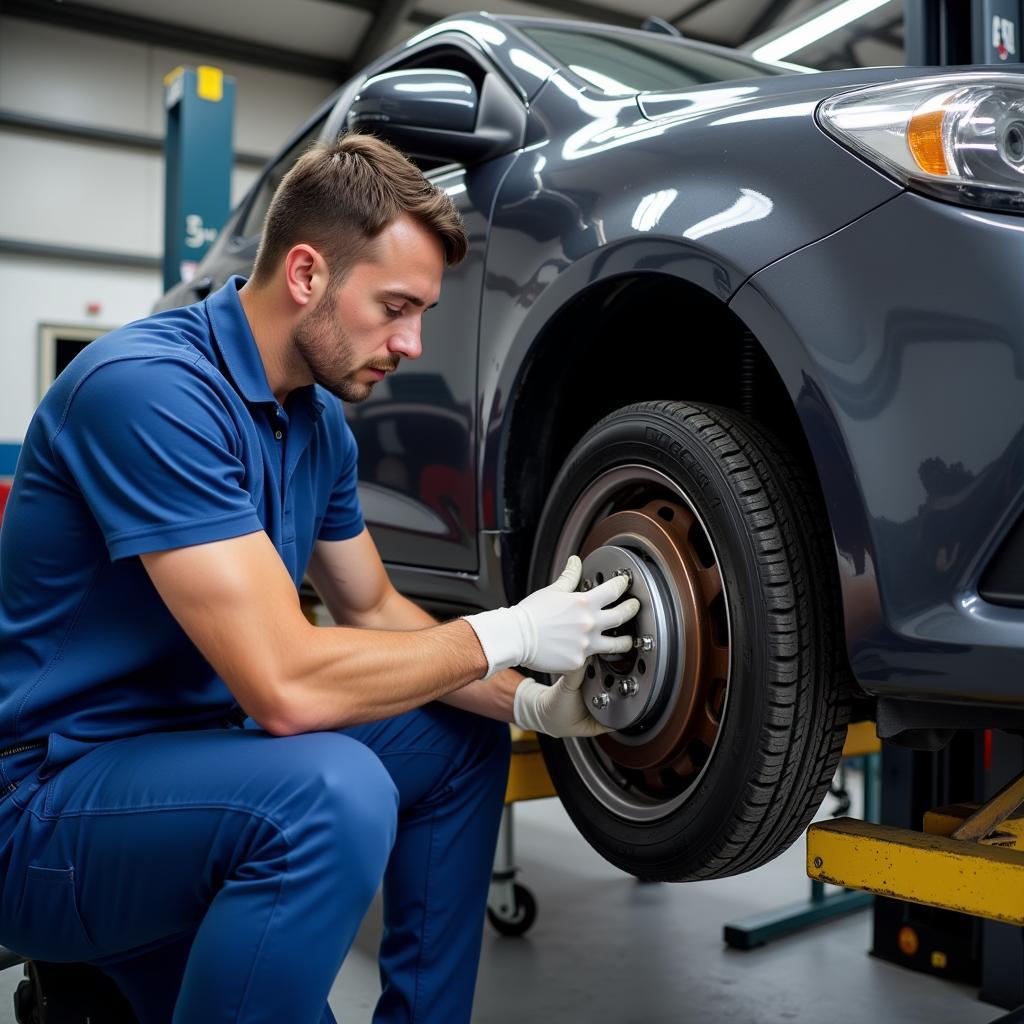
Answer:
[{"left": 293, "top": 214, "right": 445, "bottom": 403}]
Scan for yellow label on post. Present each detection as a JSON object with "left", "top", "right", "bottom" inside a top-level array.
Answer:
[
  {"left": 163, "top": 65, "right": 185, "bottom": 88},
  {"left": 196, "top": 66, "right": 224, "bottom": 103}
]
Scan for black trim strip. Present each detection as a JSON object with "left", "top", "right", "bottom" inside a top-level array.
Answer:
[{"left": 980, "top": 512, "right": 1024, "bottom": 609}]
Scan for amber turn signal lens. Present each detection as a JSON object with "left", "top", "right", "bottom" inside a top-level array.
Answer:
[{"left": 908, "top": 108, "right": 948, "bottom": 175}]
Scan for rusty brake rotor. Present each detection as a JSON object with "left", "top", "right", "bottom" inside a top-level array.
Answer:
[{"left": 578, "top": 499, "right": 729, "bottom": 788}]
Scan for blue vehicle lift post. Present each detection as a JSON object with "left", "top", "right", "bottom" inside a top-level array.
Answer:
[{"left": 163, "top": 65, "right": 235, "bottom": 292}]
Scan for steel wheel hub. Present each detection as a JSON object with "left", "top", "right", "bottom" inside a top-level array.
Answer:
[
  {"left": 578, "top": 543, "right": 673, "bottom": 733},
  {"left": 552, "top": 467, "right": 732, "bottom": 822}
]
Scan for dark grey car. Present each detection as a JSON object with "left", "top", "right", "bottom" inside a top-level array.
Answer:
[{"left": 158, "top": 14, "right": 1024, "bottom": 881}]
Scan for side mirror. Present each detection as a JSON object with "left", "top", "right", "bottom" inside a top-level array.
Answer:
[{"left": 347, "top": 69, "right": 518, "bottom": 164}]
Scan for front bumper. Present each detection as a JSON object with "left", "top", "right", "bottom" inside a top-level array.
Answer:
[{"left": 732, "top": 191, "right": 1024, "bottom": 705}]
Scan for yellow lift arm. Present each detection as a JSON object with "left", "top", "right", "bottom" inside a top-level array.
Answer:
[{"left": 808, "top": 756, "right": 1024, "bottom": 926}]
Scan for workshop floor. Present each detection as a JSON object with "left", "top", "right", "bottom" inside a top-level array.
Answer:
[
  {"left": 0, "top": 788, "right": 1003, "bottom": 1023},
  {"left": 328, "top": 794, "right": 999, "bottom": 1024}
]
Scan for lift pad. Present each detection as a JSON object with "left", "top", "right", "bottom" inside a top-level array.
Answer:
[
  {"left": 808, "top": 805, "right": 1024, "bottom": 926},
  {"left": 504, "top": 728, "right": 556, "bottom": 804}
]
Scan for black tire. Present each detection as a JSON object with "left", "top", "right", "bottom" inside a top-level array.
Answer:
[
  {"left": 530, "top": 401, "right": 851, "bottom": 881},
  {"left": 486, "top": 883, "right": 538, "bottom": 937}
]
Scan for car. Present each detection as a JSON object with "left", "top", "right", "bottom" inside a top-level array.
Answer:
[{"left": 157, "top": 13, "right": 1024, "bottom": 882}]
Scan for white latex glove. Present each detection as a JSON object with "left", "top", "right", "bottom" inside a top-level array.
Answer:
[
  {"left": 463, "top": 555, "right": 640, "bottom": 678},
  {"left": 514, "top": 668, "right": 613, "bottom": 738}
]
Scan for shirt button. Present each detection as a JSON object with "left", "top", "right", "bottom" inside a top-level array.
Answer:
[{"left": 274, "top": 430, "right": 283, "bottom": 440}]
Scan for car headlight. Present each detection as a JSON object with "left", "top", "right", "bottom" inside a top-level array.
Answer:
[{"left": 817, "top": 74, "right": 1024, "bottom": 213}]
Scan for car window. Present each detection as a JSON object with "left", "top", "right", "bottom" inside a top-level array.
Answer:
[
  {"left": 237, "top": 113, "right": 329, "bottom": 239},
  {"left": 517, "top": 26, "right": 793, "bottom": 94}
]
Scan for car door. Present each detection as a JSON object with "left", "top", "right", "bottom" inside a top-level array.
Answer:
[{"left": 343, "top": 44, "right": 524, "bottom": 574}]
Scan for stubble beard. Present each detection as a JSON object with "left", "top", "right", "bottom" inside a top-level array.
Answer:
[{"left": 293, "top": 301, "right": 372, "bottom": 404}]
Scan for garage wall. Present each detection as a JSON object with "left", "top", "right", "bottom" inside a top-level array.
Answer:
[
  {"left": 0, "top": 14, "right": 340, "bottom": 446},
  {"left": 0, "top": 257, "right": 160, "bottom": 445}
]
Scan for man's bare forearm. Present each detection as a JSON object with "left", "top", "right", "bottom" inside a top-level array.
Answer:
[
  {"left": 274, "top": 616, "right": 489, "bottom": 733},
  {"left": 330, "top": 586, "right": 522, "bottom": 724}
]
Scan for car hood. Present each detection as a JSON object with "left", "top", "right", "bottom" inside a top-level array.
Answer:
[{"left": 639, "top": 64, "right": 1024, "bottom": 121}]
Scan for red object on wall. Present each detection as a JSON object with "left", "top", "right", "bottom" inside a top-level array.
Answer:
[{"left": 0, "top": 480, "right": 11, "bottom": 523}]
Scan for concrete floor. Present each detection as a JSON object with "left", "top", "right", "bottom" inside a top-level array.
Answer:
[
  {"left": 0, "top": 792, "right": 1005, "bottom": 1023},
  {"left": 330, "top": 796, "right": 1000, "bottom": 1024}
]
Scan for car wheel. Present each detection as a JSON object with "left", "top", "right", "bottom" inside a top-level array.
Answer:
[{"left": 528, "top": 401, "right": 851, "bottom": 881}]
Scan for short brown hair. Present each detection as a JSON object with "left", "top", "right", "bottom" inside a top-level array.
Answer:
[{"left": 250, "top": 133, "right": 467, "bottom": 285}]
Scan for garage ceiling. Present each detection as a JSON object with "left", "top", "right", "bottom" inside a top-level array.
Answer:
[{"left": 5, "top": 0, "right": 905, "bottom": 81}]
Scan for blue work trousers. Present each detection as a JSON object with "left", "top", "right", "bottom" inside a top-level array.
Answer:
[{"left": 0, "top": 702, "right": 511, "bottom": 1023}]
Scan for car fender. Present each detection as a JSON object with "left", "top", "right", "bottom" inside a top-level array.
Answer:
[{"left": 479, "top": 69, "right": 903, "bottom": 536}]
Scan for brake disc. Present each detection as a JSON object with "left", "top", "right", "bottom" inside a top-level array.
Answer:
[{"left": 579, "top": 544, "right": 678, "bottom": 732}]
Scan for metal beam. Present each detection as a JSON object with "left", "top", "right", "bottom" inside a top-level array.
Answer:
[
  {"left": 507, "top": 0, "right": 636, "bottom": 28},
  {"left": 328, "top": 0, "right": 640, "bottom": 31},
  {"left": 351, "top": 0, "right": 418, "bottom": 67},
  {"left": 332, "top": 0, "right": 641, "bottom": 41},
  {"left": 871, "top": 17, "right": 904, "bottom": 50},
  {"left": 315, "top": 0, "right": 438, "bottom": 29},
  {"left": 4, "top": 0, "right": 348, "bottom": 80},
  {"left": 0, "top": 238, "right": 160, "bottom": 270},
  {"left": 0, "top": 109, "right": 270, "bottom": 167},
  {"left": 873, "top": 27, "right": 904, "bottom": 49},
  {"left": 744, "top": 0, "right": 800, "bottom": 42},
  {"left": 671, "top": 0, "right": 721, "bottom": 24},
  {"left": 840, "top": 40, "right": 860, "bottom": 65}
]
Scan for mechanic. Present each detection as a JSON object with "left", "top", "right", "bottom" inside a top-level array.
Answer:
[{"left": 0, "top": 133, "right": 639, "bottom": 1024}]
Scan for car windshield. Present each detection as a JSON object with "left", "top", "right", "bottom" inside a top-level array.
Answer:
[{"left": 516, "top": 25, "right": 795, "bottom": 94}]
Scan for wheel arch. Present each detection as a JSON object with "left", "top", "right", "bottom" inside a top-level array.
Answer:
[{"left": 494, "top": 271, "right": 839, "bottom": 618}]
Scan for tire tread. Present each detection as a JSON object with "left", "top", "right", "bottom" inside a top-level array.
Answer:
[{"left": 539, "top": 399, "right": 851, "bottom": 881}]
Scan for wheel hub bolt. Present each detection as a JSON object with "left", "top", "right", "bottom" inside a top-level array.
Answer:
[
  {"left": 581, "top": 578, "right": 592, "bottom": 592},
  {"left": 613, "top": 568, "right": 633, "bottom": 589},
  {"left": 617, "top": 677, "right": 639, "bottom": 698},
  {"left": 592, "top": 692, "right": 610, "bottom": 710},
  {"left": 632, "top": 635, "right": 654, "bottom": 652}
]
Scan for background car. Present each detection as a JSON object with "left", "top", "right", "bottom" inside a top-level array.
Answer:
[{"left": 158, "top": 13, "right": 1024, "bottom": 882}]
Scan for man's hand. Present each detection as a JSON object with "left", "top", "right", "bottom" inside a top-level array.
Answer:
[
  {"left": 463, "top": 555, "right": 640, "bottom": 678},
  {"left": 514, "top": 669, "right": 612, "bottom": 738}
]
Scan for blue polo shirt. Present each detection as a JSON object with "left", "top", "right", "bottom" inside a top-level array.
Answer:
[{"left": 0, "top": 278, "right": 364, "bottom": 785}]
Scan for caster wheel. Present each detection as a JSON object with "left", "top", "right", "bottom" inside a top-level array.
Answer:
[
  {"left": 487, "top": 882, "right": 537, "bottom": 937},
  {"left": 14, "top": 967, "right": 40, "bottom": 1024},
  {"left": 13, "top": 962, "right": 137, "bottom": 1023}
]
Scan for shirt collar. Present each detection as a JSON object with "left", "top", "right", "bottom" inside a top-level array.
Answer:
[
  {"left": 205, "top": 276, "right": 328, "bottom": 421},
  {"left": 205, "top": 276, "right": 277, "bottom": 406}
]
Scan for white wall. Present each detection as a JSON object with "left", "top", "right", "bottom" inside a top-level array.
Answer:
[
  {"left": 0, "top": 14, "right": 338, "bottom": 442},
  {"left": 0, "top": 257, "right": 162, "bottom": 437},
  {"left": 0, "top": 131, "right": 262, "bottom": 256}
]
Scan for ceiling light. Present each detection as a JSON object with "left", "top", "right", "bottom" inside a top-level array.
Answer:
[{"left": 751, "top": 0, "right": 895, "bottom": 63}]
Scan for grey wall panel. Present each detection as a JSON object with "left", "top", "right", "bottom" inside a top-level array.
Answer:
[
  {"left": 0, "top": 19, "right": 152, "bottom": 134},
  {"left": 0, "top": 131, "right": 162, "bottom": 255}
]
